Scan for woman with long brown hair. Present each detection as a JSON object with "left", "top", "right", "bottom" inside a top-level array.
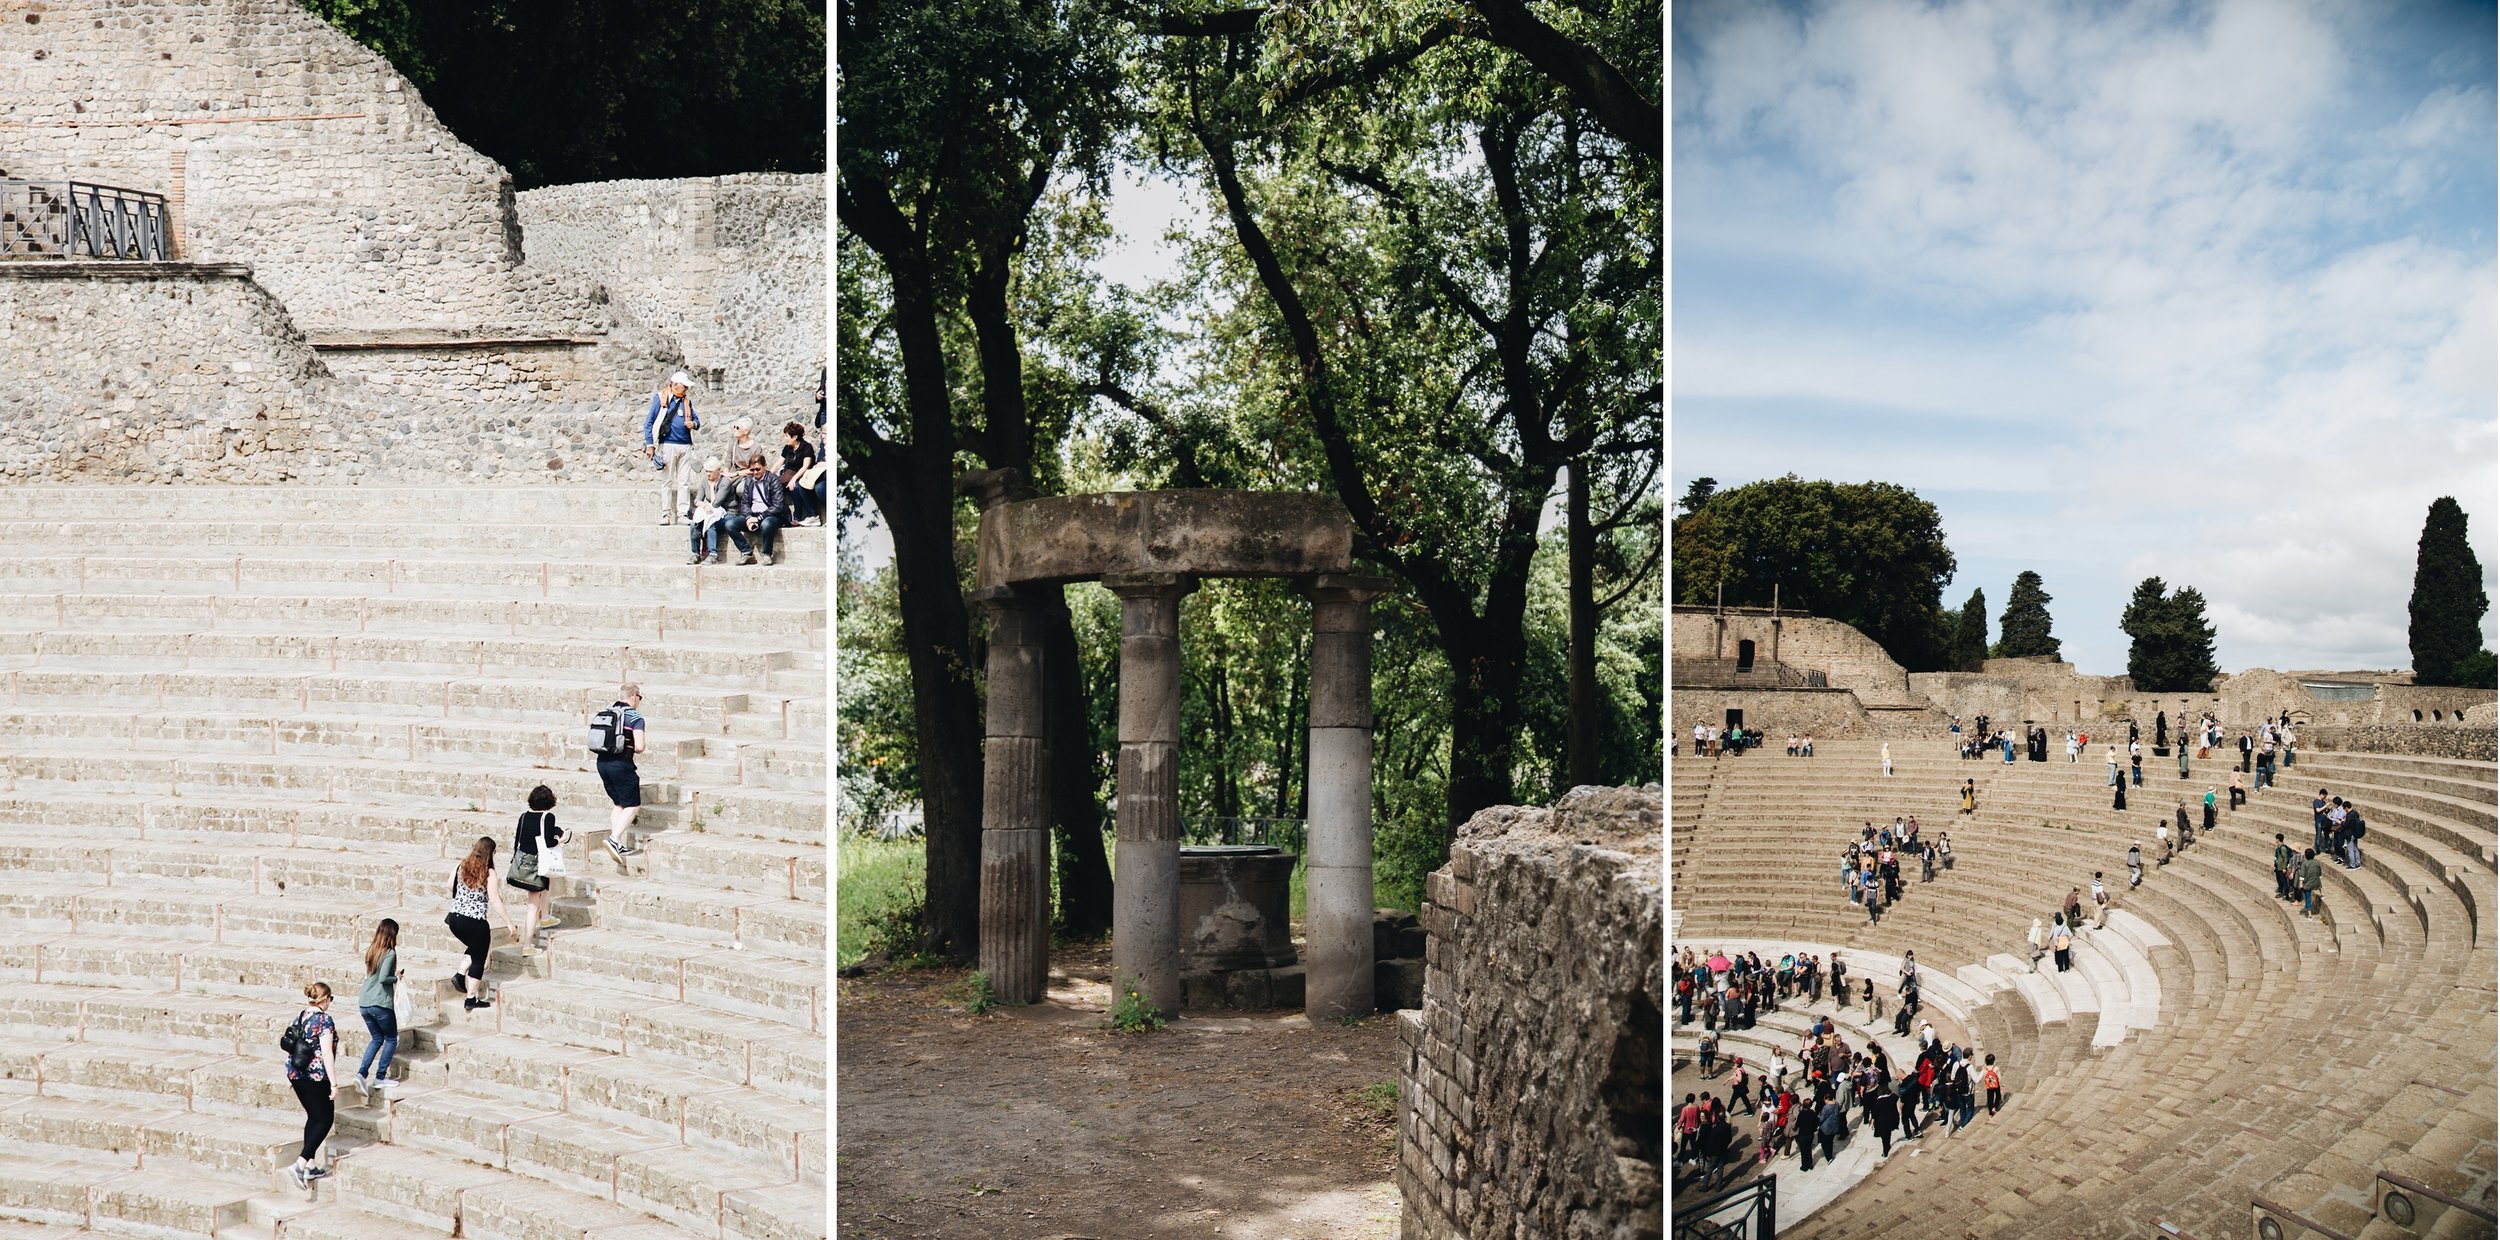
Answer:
[
  {"left": 353, "top": 918, "right": 405, "bottom": 1095},
  {"left": 446, "top": 836, "right": 522, "bottom": 1011}
]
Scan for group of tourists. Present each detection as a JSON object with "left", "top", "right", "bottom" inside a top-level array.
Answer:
[
  {"left": 1688, "top": 722, "right": 1759, "bottom": 756},
  {"left": 644, "top": 370, "right": 830, "bottom": 565},
  {"left": 1677, "top": 946, "right": 1833, "bottom": 1031},
  {"left": 1838, "top": 818, "right": 1952, "bottom": 923},
  {"left": 280, "top": 686, "right": 663, "bottom": 1186}
]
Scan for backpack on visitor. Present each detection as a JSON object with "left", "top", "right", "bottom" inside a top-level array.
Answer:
[{"left": 588, "top": 706, "right": 635, "bottom": 757}]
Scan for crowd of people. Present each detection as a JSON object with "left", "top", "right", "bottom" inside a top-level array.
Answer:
[
  {"left": 1675, "top": 946, "right": 2003, "bottom": 1191},
  {"left": 281, "top": 685, "right": 665, "bottom": 1185},
  {"left": 1838, "top": 817, "right": 1953, "bottom": 925},
  {"left": 644, "top": 369, "right": 830, "bottom": 566}
]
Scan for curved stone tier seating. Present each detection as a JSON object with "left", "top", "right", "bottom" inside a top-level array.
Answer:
[
  {"left": 0, "top": 488, "right": 824, "bottom": 1240},
  {"left": 1672, "top": 739, "right": 2496, "bottom": 1238}
]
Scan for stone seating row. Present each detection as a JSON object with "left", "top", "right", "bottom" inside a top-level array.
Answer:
[
  {"left": 0, "top": 593, "right": 824, "bottom": 646},
  {"left": 0, "top": 751, "right": 820, "bottom": 846},
  {"left": 0, "top": 522, "right": 828, "bottom": 564},
  {"left": 0, "top": 630, "right": 814, "bottom": 691},
  {"left": 0, "top": 671, "right": 819, "bottom": 742},
  {"left": 0, "top": 556, "right": 826, "bottom": 602},
  {"left": 0, "top": 816, "right": 822, "bottom": 905},
  {"left": 0, "top": 488, "right": 770, "bottom": 523},
  {"left": 0, "top": 709, "right": 820, "bottom": 794},
  {"left": 1698, "top": 760, "right": 2475, "bottom": 955},
  {"left": 1670, "top": 740, "right": 2490, "bottom": 1235}
]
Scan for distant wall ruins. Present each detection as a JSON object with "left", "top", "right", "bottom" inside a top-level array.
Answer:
[
  {"left": 0, "top": 0, "right": 821, "bottom": 481},
  {"left": 518, "top": 176, "right": 825, "bottom": 397},
  {"left": 1398, "top": 785, "right": 1662, "bottom": 1240}
]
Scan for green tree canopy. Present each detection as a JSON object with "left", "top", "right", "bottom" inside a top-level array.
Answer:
[
  {"left": 1950, "top": 587, "right": 1988, "bottom": 673},
  {"left": 304, "top": 0, "right": 825, "bottom": 188},
  {"left": 2408, "top": 497, "right": 2491, "bottom": 687},
  {"left": 1670, "top": 475, "right": 1957, "bottom": 671},
  {"left": 2121, "top": 577, "right": 2221, "bottom": 693},
  {"left": 1994, "top": 570, "right": 2061, "bottom": 661}
]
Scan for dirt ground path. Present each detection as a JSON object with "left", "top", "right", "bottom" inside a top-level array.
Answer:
[{"left": 836, "top": 942, "right": 1403, "bottom": 1239}]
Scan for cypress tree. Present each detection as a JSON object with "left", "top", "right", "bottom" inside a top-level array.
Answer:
[
  {"left": 2409, "top": 498, "right": 2490, "bottom": 687},
  {"left": 1952, "top": 588, "right": 1988, "bottom": 672},
  {"left": 2122, "top": 579, "right": 2221, "bottom": 693},
  {"left": 1994, "top": 571, "right": 2060, "bottom": 660}
]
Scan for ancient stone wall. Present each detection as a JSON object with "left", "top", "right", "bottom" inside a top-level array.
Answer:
[
  {"left": 1398, "top": 785, "right": 1661, "bottom": 1240},
  {"left": 1913, "top": 658, "right": 2141, "bottom": 728},
  {"left": 0, "top": 264, "right": 776, "bottom": 483},
  {"left": 517, "top": 176, "right": 825, "bottom": 396},
  {"left": 2302, "top": 726, "right": 2498, "bottom": 763},
  {"left": 1671, "top": 609, "right": 1918, "bottom": 705},
  {"left": 0, "top": 0, "right": 605, "bottom": 341},
  {"left": 1672, "top": 687, "right": 1877, "bottom": 741}
]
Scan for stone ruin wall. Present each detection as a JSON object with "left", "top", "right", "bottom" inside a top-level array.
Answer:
[
  {"left": 0, "top": 0, "right": 621, "bottom": 344},
  {"left": 518, "top": 176, "right": 826, "bottom": 397},
  {"left": 1672, "top": 609, "right": 1920, "bottom": 706},
  {"left": 1913, "top": 657, "right": 2139, "bottom": 729},
  {"left": 0, "top": 1, "right": 823, "bottom": 478},
  {"left": 1398, "top": 785, "right": 1661, "bottom": 1240},
  {"left": 1671, "top": 688, "right": 1877, "bottom": 743},
  {"left": 0, "top": 263, "right": 781, "bottom": 484}
]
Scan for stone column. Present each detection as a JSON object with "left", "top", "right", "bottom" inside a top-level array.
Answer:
[
  {"left": 1108, "top": 573, "right": 1196, "bottom": 1016},
  {"left": 976, "top": 585, "right": 1051, "bottom": 1004},
  {"left": 1302, "top": 574, "right": 1386, "bottom": 1023}
]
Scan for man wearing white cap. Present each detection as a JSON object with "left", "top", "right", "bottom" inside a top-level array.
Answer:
[{"left": 642, "top": 372, "right": 702, "bottom": 524}]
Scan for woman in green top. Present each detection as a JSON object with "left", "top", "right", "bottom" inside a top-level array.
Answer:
[{"left": 354, "top": 918, "right": 404, "bottom": 1096}]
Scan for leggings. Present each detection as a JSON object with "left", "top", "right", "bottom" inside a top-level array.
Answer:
[
  {"left": 291, "top": 1073, "right": 334, "bottom": 1161},
  {"left": 446, "top": 913, "right": 491, "bottom": 981}
]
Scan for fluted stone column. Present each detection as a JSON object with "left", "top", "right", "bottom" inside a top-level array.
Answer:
[
  {"left": 977, "top": 585, "right": 1050, "bottom": 1004},
  {"left": 1302, "top": 574, "right": 1385, "bottom": 1023},
  {"left": 1108, "top": 573, "right": 1196, "bottom": 1016}
]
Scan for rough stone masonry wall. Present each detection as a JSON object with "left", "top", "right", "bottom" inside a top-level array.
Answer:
[
  {"left": 518, "top": 176, "right": 826, "bottom": 396},
  {"left": 1398, "top": 785, "right": 1662, "bottom": 1240},
  {"left": 1671, "top": 609, "right": 1920, "bottom": 706},
  {"left": 0, "top": 264, "right": 781, "bottom": 483},
  {"left": 0, "top": 0, "right": 608, "bottom": 341}
]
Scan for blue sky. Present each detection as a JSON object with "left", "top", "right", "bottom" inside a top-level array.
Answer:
[{"left": 1672, "top": 0, "right": 2498, "bottom": 676}]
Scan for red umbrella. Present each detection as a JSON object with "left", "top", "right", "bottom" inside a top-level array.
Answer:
[{"left": 1706, "top": 952, "right": 1732, "bottom": 973}]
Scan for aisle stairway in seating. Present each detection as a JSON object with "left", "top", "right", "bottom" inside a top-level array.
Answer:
[
  {"left": 0, "top": 488, "right": 825, "bottom": 1240},
  {"left": 1673, "top": 738, "right": 2496, "bottom": 1239}
]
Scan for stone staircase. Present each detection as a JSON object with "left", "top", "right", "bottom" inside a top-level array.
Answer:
[
  {"left": 1674, "top": 738, "right": 2496, "bottom": 1239},
  {"left": 0, "top": 487, "right": 824, "bottom": 1240}
]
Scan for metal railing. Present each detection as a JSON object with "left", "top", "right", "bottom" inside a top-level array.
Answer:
[
  {"left": 1676, "top": 1176, "right": 1775, "bottom": 1240},
  {"left": 1, "top": 180, "right": 174, "bottom": 260}
]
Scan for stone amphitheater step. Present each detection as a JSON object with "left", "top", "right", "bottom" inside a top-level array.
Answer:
[
  {"left": 2, "top": 673, "right": 812, "bottom": 744},
  {"left": 0, "top": 486, "right": 822, "bottom": 1239},
  {"left": 1680, "top": 738, "right": 2493, "bottom": 1239}
]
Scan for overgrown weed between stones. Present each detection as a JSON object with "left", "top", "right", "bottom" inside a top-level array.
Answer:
[{"left": 1108, "top": 976, "right": 1166, "bottom": 1033}]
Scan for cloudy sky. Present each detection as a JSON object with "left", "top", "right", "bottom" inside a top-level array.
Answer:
[{"left": 1671, "top": 0, "right": 2498, "bottom": 676}]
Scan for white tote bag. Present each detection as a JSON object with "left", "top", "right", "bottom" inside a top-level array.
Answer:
[
  {"left": 391, "top": 964, "right": 415, "bottom": 1028},
  {"left": 535, "top": 812, "right": 568, "bottom": 878}
]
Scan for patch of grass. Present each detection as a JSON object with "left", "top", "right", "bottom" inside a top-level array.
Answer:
[
  {"left": 1354, "top": 1080, "right": 1399, "bottom": 1120},
  {"left": 836, "top": 832, "right": 927, "bottom": 970},
  {"left": 953, "top": 970, "right": 997, "bottom": 1015},
  {"left": 1107, "top": 974, "right": 1166, "bottom": 1034}
]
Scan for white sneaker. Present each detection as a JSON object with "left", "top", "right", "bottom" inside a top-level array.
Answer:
[
  {"left": 375, "top": 1078, "right": 397, "bottom": 1097},
  {"left": 538, "top": 914, "right": 562, "bottom": 929}
]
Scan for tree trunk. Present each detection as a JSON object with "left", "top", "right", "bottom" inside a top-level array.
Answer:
[
  {"left": 1038, "top": 587, "right": 1113, "bottom": 940},
  {"left": 886, "top": 503, "right": 983, "bottom": 961},
  {"left": 1566, "top": 457, "right": 1600, "bottom": 791}
]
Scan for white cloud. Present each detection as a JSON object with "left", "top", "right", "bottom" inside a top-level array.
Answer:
[{"left": 1675, "top": 0, "right": 2498, "bottom": 671}]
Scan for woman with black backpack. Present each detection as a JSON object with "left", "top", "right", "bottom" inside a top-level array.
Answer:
[{"left": 283, "top": 981, "right": 342, "bottom": 1188}]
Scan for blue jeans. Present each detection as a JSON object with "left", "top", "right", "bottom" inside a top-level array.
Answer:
[
  {"left": 2303, "top": 887, "right": 2317, "bottom": 915},
  {"left": 357, "top": 1005, "right": 397, "bottom": 1079},
  {"left": 688, "top": 516, "right": 727, "bottom": 559},
  {"left": 728, "top": 514, "right": 783, "bottom": 558}
]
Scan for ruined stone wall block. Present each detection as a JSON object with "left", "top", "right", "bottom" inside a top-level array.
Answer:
[{"left": 1398, "top": 785, "right": 1662, "bottom": 1240}]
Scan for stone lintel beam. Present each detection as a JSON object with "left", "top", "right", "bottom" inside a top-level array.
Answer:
[
  {"left": 977, "top": 490, "right": 1352, "bottom": 590},
  {"left": 1107, "top": 573, "right": 1199, "bottom": 1017},
  {"left": 977, "top": 584, "right": 1050, "bottom": 1004},
  {"left": 1299, "top": 573, "right": 1387, "bottom": 1023}
]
